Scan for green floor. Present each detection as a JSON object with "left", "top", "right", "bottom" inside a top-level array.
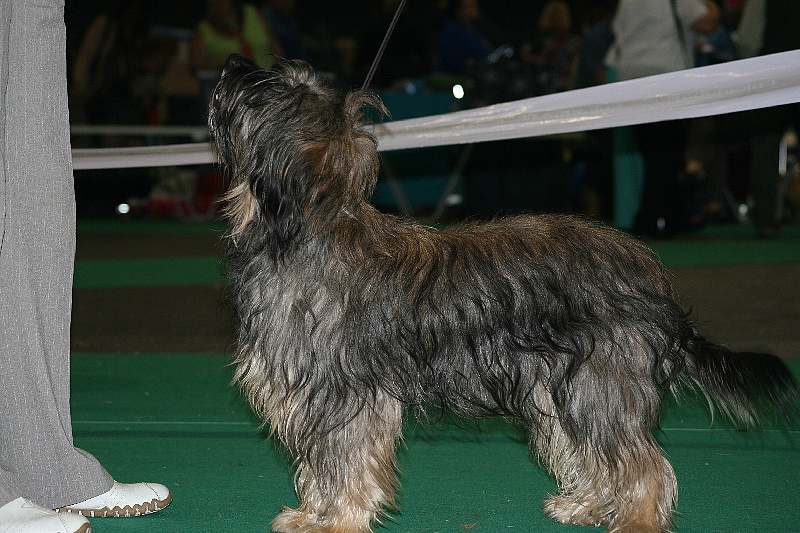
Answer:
[
  {"left": 70, "top": 220, "right": 800, "bottom": 532},
  {"left": 70, "top": 354, "right": 800, "bottom": 533}
]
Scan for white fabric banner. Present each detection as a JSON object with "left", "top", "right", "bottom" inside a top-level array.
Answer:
[
  {"left": 72, "top": 50, "right": 800, "bottom": 170},
  {"left": 72, "top": 141, "right": 217, "bottom": 170}
]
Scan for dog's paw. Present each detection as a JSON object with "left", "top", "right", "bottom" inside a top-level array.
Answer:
[
  {"left": 271, "top": 506, "right": 373, "bottom": 533},
  {"left": 542, "top": 494, "right": 611, "bottom": 528}
]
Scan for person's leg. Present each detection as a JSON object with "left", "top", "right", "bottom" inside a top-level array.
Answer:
[
  {"left": 0, "top": 476, "right": 19, "bottom": 511},
  {"left": 0, "top": 0, "right": 23, "bottom": 510},
  {"left": 0, "top": 0, "right": 113, "bottom": 509},
  {"left": 747, "top": 105, "right": 800, "bottom": 237},
  {"left": 749, "top": 129, "right": 782, "bottom": 236},
  {"left": 632, "top": 119, "right": 690, "bottom": 237}
]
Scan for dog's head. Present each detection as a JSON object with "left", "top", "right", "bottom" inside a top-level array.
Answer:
[{"left": 209, "top": 54, "right": 385, "bottom": 257}]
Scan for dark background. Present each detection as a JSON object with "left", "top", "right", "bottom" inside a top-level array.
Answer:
[{"left": 64, "top": 0, "right": 615, "bottom": 64}]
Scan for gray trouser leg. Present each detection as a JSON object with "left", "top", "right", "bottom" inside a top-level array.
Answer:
[{"left": 0, "top": 0, "right": 113, "bottom": 508}]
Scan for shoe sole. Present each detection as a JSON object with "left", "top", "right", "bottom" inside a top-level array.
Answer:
[
  {"left": 56, "top": 492, "right": 172, "bottom": 518},
  {"left": 76, "top": 524, "right": 92, "bottom": 533}
]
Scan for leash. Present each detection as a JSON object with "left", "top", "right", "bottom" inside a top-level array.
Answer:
[{"left": 361, "top": 0, "right": 408, "bottom": 91}]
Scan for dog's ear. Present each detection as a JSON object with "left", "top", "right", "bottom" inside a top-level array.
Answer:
[
  {"left": 218, "top": 129, "right": 311, "bottom": 263},
  {"left": 208, "top": 55, "right": 258, "bottom": 164},
  {"left": 251, "top": 146, "right": 310, "bottom": 262},
  {"left": 211, "top": 58, "right": 312, "bottom": 260}
]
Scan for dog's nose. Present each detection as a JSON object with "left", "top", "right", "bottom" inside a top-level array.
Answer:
[{"left": 224, "top": 54, "right": 258, "bottom": 74}]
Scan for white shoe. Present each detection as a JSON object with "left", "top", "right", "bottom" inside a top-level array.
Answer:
[
  {"left": 0, "top": 497, "right": 91, "bottom": 533},
  {"left": 56, "top": 482, "right": 172, "bottom": 518}
]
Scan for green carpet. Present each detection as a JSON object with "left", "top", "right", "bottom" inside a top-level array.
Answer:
[
  {"left": 74, "top": 257, "right": 226, "bottom": 288},
  {"left": 70, "top": 354, "right": 800, "bottom": 533},
  {"left": 647, "top": 224, "right": 800, "bottom": 267}
]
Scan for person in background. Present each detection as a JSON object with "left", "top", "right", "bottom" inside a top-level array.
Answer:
[
  {"left": 736, "top": 0, "right": 800, "bottom": 237},
  {"left": 262, "top": 0, "right": 308, "bottom": 61},
  {"left": 574, "top": 6, "right": 615, "bottom": 90},
  {"left": 611, "top": 0, "right": 721, "bottom": 237},
  {"left": 192, "top": 0, "right": 283, "bottom": 110},
  {"left": 0, "top": 1, "right": 171, "bottom": 531},
  {"left": 435, "top": 0, "right": 490, "bottom": 76},
  {"left": 191, "top": 0, "right": 283, "bottom": 71},
  {"left": 70, "top": 0, "right": 154, "bottom": 126},
  {"left": 571, "top": 3, "right": 617, "bottom": 220},
  {"left": 524, "top": 0, "right": 580, "bottom": 93}
]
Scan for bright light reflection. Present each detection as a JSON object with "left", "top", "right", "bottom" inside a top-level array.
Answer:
[{"left": 452, "top": 84, "right": 465, "bottom": 99}]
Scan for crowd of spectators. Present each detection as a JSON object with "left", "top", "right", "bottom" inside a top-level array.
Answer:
[
  {"left": 65, "top": 0, "right": 615, "bottom": 127},
  {"left": 63, "top": 0, "right": 799, "bottom": 235}
]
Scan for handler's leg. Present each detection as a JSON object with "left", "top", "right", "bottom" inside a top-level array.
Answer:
[{"left": 0, "top": 0, "right": 113, "bottom": 509}]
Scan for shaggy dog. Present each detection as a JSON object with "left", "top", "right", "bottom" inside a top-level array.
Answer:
[{"left": 208, "top": 54, "right": 798, "bottom": 533}]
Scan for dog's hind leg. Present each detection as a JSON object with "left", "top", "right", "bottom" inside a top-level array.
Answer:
[
  {"left": 535, "top": 414, "right": 618, "bottom": 529},
  {"left": 539, "top": 422, "right": 676, "bottom": 533},
  {"left": 535, "top": 358, "right": 676, "bottom": 532},
  {"left": 603, "top": 443, "right": 676, "bottom": 533},
  {"left": 271, "top": 392, "right": 404, "bottom": 533}
]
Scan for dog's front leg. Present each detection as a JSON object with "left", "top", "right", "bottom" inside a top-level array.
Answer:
[{"left": 271, "top": 392, "right": 404, "bottom": 533}]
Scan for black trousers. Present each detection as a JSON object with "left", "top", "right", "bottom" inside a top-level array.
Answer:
[{"left": 632, "top": 119, "right": 690, "bottom": 237}]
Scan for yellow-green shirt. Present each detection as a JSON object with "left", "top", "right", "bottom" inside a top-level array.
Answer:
[{"left": 197, "top": 4, "right": 276, "bottom": 68}]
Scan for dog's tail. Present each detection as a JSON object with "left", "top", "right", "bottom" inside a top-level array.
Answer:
[{"left": 677, "top": 337, "right": 799, "bottom": 427}]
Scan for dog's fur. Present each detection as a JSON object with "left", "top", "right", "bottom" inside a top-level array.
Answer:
[{"left": 209, "top": 55, "right": 799, "bottom": 533}]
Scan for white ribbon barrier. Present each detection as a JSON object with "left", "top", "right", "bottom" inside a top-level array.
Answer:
[
  {"left": 375, "top": 50, "right": 800, "bottom": 151},
  {"left": 71, "top": 50, "right": 800, "bottom": 170},
  {"left": 72, "top": 141, "right": 217, "bottom": 170}
]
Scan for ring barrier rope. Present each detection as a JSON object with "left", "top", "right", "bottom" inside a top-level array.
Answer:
[
  {"left": 71, "top": 50, "right": 800, "bottom": 171},
  {"left": 72, "top": 141, "right": 217, "bottom": 170}
]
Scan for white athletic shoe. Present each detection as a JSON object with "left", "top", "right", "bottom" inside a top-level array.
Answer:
[
  {"left": 56, "top": 482, "right": 172, "bottom": 518},
  {"left": 0, "top": 497, "right": 91, "bottom": 533}
]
